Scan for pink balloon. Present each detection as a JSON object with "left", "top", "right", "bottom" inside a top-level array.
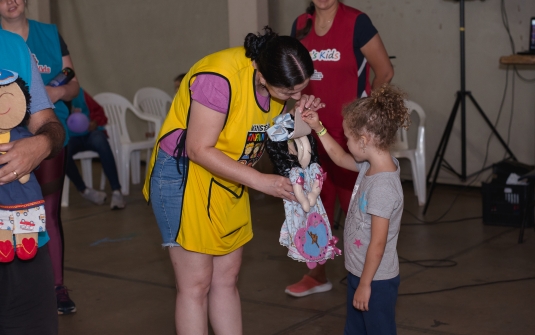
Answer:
[{"left": 67, "top": 113, "right": 90, "bottom": 133}]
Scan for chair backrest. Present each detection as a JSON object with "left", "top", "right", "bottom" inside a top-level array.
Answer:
[
  {"left": 391, "top": 99, "right": 426, "bottom": 152},
  {"left": 94, "top": 92, "right": 140, "bottom": 145},
  {"left": 133, "top": 87, "right": 172, "bottom": 120}
]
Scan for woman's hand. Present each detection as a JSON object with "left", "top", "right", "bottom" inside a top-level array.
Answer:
[
  {"left": 353, "top": 284, "right": 371, "bottom": 311},
  {"left": 0, "top": 135, "right": 51, "bottom": 185},
  {"left": 293, "top": 94, "right": 325, "bottom": 115},
  {"left": 254, "top": 174, "right": 297, "bottom": 202}
]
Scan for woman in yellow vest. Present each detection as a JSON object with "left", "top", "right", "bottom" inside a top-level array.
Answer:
[{"left": 143, "top": 27, "right": 325, "bottom": 334}]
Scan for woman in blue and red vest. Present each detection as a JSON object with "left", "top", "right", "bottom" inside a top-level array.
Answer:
[
  {"left": 287, "top": 0, "right": 394, "bottom": 297},
  {"left": 0, "top": 0, "right": 80, "bottom": 315}
]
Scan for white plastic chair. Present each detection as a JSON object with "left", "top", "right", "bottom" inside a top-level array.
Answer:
[
  {"left": 60, "top": 124, "right": 122, "bottom": 207},
  {"left": 133, "top": 87, "right": 172, "bottom": 120},
  {"left": 133, "top": 87, "right": 172, "bottom": 137},
  {"left": 390, "top": 100, "right": 427, "bottom": 206},
  {"left": 61, "top": 151, "right": 105, "bottom": 207},
  {"left": 93, "top": 93, "right": 161, "bottom": 195}
]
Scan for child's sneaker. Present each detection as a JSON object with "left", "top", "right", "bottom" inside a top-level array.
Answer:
[
  {"left": 56, "top": 285, "right": 77, "bottom": 315},
  {"left": 110, "top": 190, "right": 125, "bottom": 210},
  {"left": 81, "top": 188, "right": 106, "bottom": 205},
  {"left": 285, "top": 275, "right": 332, "bottom": 297}
]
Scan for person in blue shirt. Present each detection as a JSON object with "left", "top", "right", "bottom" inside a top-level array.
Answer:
[
  {"left": 0, "top": 29, "right": 64, "bottom": 335},
  {"left": 1, "top": 0, "right": 79, "bottom": 314}
]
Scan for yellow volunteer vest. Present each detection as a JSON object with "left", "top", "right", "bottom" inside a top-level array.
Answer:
[{"left": 143, "top": 47, "right": 285, "bottom": 255}]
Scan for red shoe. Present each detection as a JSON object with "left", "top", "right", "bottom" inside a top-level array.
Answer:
[
  {"left": 285, "top": 274, "right": 333, "bottom": 297},
  {"left": 16, "top": 237, "right": 38, "bottom": 260},
  {"left": 0, "top": 240, "right": 15, "bottom": 262}
]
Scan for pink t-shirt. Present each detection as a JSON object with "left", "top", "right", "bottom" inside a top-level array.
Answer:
[{"left": 159, "top": 74, "right": 271, "bottom": 157}]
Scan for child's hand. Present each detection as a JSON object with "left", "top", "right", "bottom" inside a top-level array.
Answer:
[
  {"left": 300, "top": 110, "right": 322, "bottom": 132},
  {"left": 353, "top": 284, "right": 371, "bottom": 311}
]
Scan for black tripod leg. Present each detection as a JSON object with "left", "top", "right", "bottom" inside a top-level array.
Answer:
[
  {"left": 427, "top": 94, "right": 462, "bottom": 183},
  {"left": 518, "top": 204, "right": 527, "bottom": 244},
  {"left": 424, "top": 97, "right": 461, "bottom": 215},
  {"left": 467, "top": 93, "right": 517, "bottom": 161}
]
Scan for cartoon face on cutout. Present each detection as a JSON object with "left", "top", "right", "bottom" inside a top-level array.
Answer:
[{"left": 0, "top": 69, "right": 29, "bottom": 133}]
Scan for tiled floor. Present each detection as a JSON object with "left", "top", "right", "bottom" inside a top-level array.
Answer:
[{"left": 58, "top": 163, "right": 535, "bottom": 335}]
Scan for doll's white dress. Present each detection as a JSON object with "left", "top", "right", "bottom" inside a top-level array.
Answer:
[{"left": 279, "top": 163, "right": 341, "bottom": 268}]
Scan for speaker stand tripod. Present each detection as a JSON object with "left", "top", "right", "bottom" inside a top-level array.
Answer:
[{"left": 423, "top": 0, "right": 517, "bottom": 215}]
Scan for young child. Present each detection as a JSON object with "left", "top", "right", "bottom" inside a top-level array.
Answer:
[{"left": 302, "top": 84, "right": 410, "bottom": 334}]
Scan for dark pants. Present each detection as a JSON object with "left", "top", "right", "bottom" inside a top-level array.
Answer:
[
  {"left": 65, "top": 130, "right": 121, "bottom": 192},
  {"left": 344, "top": 273, "right": 400, "bottom": 335},
  {"left": 0, "top": 245, "right": 58, "bottom": 335}
]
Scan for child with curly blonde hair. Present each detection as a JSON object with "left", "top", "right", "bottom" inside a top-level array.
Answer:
[{"left": 302, "top": 84, "right": 410, "bottom": 335}]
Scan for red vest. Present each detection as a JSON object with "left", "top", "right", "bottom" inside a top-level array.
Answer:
[{"left": 296, "top": 3, "right": 371, "bottom": 155}]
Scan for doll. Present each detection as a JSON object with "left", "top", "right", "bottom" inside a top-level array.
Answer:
[
  {"left": 266, "top": 112, "right": 340, "bottom": 269},
  {"left": 0, "top": 69, "right": 46, "bottom": 262}
]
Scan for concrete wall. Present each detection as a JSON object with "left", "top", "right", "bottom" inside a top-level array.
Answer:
[
  {"left": 51, "top": 0, "right": 229, "bottom": 100},
  {"left": 270, "top": 0, "right": 535, "bottom": 184},
  {"left": 228, "top": 0, "right": 269, "bottom": 47}
]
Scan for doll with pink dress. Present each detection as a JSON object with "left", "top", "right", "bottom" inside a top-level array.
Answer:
[{"left": 266, "top": 112, "right": 341, "bottom": 269}]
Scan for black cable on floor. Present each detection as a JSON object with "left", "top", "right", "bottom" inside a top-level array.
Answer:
[
  {"left": 398, "top": 256, "right": 457, "bottom": 268},
  {"left": 402, "top": 208, "right": 482, "bottom": 226},
  {"left": 399, "top": 276, "right": 535, "bottom": 296},
  {"left": 339, "top": 275, "right": 535, "bottom": 296}
]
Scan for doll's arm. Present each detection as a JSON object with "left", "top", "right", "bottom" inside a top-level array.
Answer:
[
  {"left": 18, "top": 174, "right": 30, "bottom": 184},
  {"left": 307, "top": 163, "right": 325, "bottom": 208},
  {"left": 290, "top": 167, "right": 310, "bottom": 212}
]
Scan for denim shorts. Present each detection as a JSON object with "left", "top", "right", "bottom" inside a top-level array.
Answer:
[{"left": 150, "top": 149, "right": 187, "bottom": 247}]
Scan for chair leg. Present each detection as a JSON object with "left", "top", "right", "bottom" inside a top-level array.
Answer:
[
  {"left": 408, "top": 157, "right": 419, "bottom": 199},
  {"left": 80, "top": 158, "right": 93, "bottom": 189},
  {"left": 61, "top": 176, "right": 70, "bottom": 207},
  {"left": 131, "top": 151, "right": 141, "bottom": 185},
  {"left": 121, "top": 152, "right": 131, "bottom": 195},
  {"left": 415, "top": 153, "right": 427, "bottom": 206}
]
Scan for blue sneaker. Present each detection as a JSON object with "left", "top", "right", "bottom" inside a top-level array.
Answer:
[{"left": 56, "top": 285, "right": 77, "bottom": 315}]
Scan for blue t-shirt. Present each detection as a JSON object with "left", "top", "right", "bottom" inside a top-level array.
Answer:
[{"left": 0, "top": 30, "right": 52, "bottom": 247}]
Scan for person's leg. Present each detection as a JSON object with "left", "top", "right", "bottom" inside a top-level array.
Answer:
[
  {"left": 169, "top": 246, "right": 213, "bottom": 335},
  {"left": 34, "top": 149, "right": 66, "bottom": 288},
  {"left": 65, "top": 135, "right": 87, "bottom": 193},
  {"left": 66, "top": 134, "right": 106, "bottom": 205},
  {"left": 85, "top": 130, "right": 125, "bottom": 209},
  {"left": 0, "top": 245, "right": 58, "bottom": 335},
  {"left": 344, "top": 273, "right": 366, "bottom": 335},
  {"left": 86, "top": 130, "right": 122, "bottom": 191},
  {"left": 34, "top": 149, "right": 75, "bottom": 315},
  {"left": 208, "top": 248, "right": 243, "bottom": 335},
  {"left": 362, "top": 275, "right": 400, "bottom": 335}
]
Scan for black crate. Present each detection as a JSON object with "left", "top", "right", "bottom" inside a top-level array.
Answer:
[{"left": 481, "top": 182, "right": 534, "bottom": 227}]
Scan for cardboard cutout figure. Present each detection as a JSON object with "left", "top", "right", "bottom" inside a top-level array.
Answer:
[
  {"left": 266, "top": 112, "right": 340, "bottom": 269},
  {"left": 0, "top": 69, "right": 46, "bottom": 262}
]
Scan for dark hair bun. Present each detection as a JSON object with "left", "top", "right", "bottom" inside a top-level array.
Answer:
[{"left": 244, "top": 26, "right": 278, "bottom": 61}]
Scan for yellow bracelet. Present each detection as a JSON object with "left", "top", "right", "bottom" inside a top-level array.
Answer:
[{"left": 316, "top": 122, "right": 327, "bottom": 137}]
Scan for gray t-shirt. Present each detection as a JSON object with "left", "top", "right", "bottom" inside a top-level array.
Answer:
[
  {"left": 28, "top": 50, "right": 54, "bottom": 114},
  {"left": 344, "top": 157, "right": 403, "bottom": 280}
]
